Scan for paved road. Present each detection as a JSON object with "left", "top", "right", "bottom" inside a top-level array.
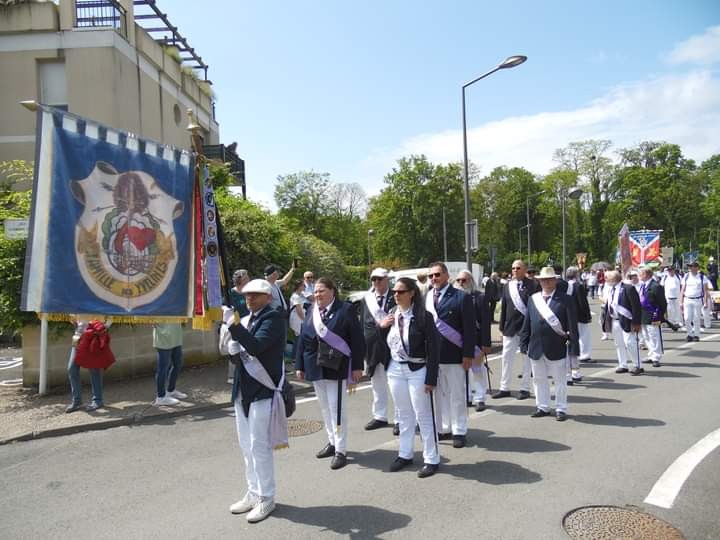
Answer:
[{"left": 1, "top": 307, "right": 719, "bottom": 539}]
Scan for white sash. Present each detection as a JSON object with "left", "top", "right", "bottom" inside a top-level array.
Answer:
[
  {"left": 311, "top": 300, "right": 352, "bottom": 357},
  {"left": 364, "top": 291, "right": 387, "bottom": 325},
  {"left": 508, "top": 280, "right": 528, "bottom": 316},
  {"left": 531, "top": 292, "right": 567, "bottom": 338},
  {"left": 566, "top": 280, "right": 575, "bottom": 296},
  {"left": 610, "top": 286, "right": 633, "bottom": 320}
]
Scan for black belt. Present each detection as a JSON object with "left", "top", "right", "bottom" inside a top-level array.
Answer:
[
  {"left": 667, "top": 297, "right": 677, "bottom": 300},
  {"left": 687, "top": 296, "right": 703, "bottom": 299}
]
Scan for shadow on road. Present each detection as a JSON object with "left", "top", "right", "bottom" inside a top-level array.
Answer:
[
  {"left": 678, "top": 350, "right": 719, "bottom": 359},
  {"left": 567, "top": 395, "right": 622, "bottom": 404},
  {"left": 274, "top": 503, "right": 411, "bottom": 539},
  {"left": 584, "top": 378, "right": 647, "bottom": 391},
  {"left": 668, "top": 362, "right": 719, "bottom": 369},
  {"left": 441, "top": 459, "right": 542, "bottom": 485},
  {"left": 642, "top": 370, "right": 700, "bottom": 378},
  {"left": 468, "top": 429, "right": 571, "bottom": 454},
  {"left": 571, "top": 413, "right": 665, "bottom": 428}
]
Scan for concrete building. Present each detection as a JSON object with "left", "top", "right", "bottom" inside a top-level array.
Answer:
[{"left": 0, "top": 0, "right": 229, "bottom": 191}]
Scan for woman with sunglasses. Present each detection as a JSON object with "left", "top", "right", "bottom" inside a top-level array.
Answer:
[
  {"left": 379, "top": 277, "right": 441, "bottom": 478},
  {"left": 454, "top": 271, "right": 492, "bottom": 411}
]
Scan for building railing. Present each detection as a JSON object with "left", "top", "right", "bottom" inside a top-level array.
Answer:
[{"left": 74, "top": 0, "right": 128, "bottom": 39}]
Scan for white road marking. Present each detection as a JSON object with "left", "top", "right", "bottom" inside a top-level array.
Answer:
[{"left": 644, "top": 427, "right": 720, "bottom": 509}]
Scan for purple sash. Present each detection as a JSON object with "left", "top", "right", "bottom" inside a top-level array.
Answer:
[
  {"left": 640, "top": 283, "right": 662, "bottom": 322},
  {"left": 425, "top": 291, "right": 481, "bottom": 358},
  {"left": 312, "top": 301, "right": 354, "bottom": 381}
]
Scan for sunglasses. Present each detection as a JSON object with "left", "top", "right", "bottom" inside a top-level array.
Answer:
[
  {"left": 456, "top": 278, "right": 467, "bottom": 283},
  {"left": 511, "top": 267, "right": 522, "bottom": 270},
  {"left": 392, "top": 289, "right": 410, "bottom": 295},
  {"left": 429, "top": 272, "right": 443, "bottom": 278},
  {"left": 371, "top": 276, "right": 385, "bottom": 281}
]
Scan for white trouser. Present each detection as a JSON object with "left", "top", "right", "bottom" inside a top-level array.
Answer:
[
  {"left": 234, "top": 397, "right": 275, "bottom": 498},
  {"left": 578, "top": 322, "right": 592, "bottom": 360},
  {"left": 641, "top": 324, "right": 663, "bottom": 361},
  {"left": 565, "top": 354, "right": 581, "bottom": 381},
  {"left": 314, "top": 379, "right": 348, "bottom": 454},
  {"left": 611, "top": 319, "right": 640, "bottom": 369},
  {"left": 531, "top": 356, "right": 568, "bottom": 414},
  {"left": 370, "top": 363, "right": 398, "bottom": 422},
  {"left": 499, "top": 334, "right": 531, "bottom": 392},
  {"left": 666, "top": 298, "right": 681, "bottom": 325},
  {"left": 683, "top": 298, "right": 702, "bottom": 337},
  {"left": 387, "top": 360, "right": 439, "bottom": 465},
  {"left": 435, "top": 364, "right": 468, "bottom": 436},
  {"left": 467, "top": 364, "right": 490, "bottom": 403},
  {"left": 703, "top": 303, "right": 712, "bottom": 329}
]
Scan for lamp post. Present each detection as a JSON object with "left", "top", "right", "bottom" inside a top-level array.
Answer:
[
  {"left": 526, "top": 190, "right": 545, "bottom": 262},
  {"left": 561, "top": 187, "right": 584, "bottom": 273},
  {"left": 462, "top": 55, "right": 527, "bottom": 271},
  {"left": 367, "top": 229, "right": 375, "bottom": 268}
]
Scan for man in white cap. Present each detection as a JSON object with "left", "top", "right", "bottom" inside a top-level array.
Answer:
[
  {"left": 680, "top": 261, "right": 710, "bottom": 341},
  {"left": 519, "top": 266, "right": 578, "bottom": 421},
  {"left": 224, "top": 279, "right": 287, "bottom": 523},
  {"left": 362, "top": 267, "right": 398, "bottom": 432}
]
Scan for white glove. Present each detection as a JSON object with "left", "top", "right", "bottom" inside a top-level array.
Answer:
[{"left": 222, "top": 306, "right": 235, "bottom": 324}]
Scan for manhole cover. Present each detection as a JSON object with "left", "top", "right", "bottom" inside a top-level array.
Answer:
[
  {"left": 563, "top": 506, "right": 683, "bottom": 539},
  {"left": 288, "top": 419, "right": 324, "bottom": 437}
]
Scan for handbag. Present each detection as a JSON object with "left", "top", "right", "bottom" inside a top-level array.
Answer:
[
  {"left": 316, "top": 340, "right": 345, "bottom": 371},
  {"left": 282, "top": 378, "right": 296, "bottom": 418}
]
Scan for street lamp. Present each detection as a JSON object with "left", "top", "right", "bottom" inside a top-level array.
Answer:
[
  {"left": 462, "top": 55, "right": 527, "bottom": 271},
  {"left": 526, "top": 190, "right": 545, "bottom": 262},
  {"left": 561, "top": 187, "right": 583, "bottom": 273},
  {"left": 367, "top": 229, "right": 375, "bottom": 268}
]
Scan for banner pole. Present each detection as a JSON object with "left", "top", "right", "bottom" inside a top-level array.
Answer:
[{"left": 39, "top": 314, "right": 48, "bottom": 395}]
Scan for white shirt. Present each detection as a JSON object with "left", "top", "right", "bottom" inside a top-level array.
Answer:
[
  {"left": 683, "top": 273, "right": 705, "bottom": 299},
  {"left": 431, "top": 283, "right": 450, "bottom": 305},
  {"left": 663, "top": 274, "right": 681, "bottom": 299},
  {"left": 387, "top": 306, "right": 414, "bottom": 363}
]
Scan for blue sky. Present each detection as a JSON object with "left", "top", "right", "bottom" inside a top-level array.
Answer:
[{"left": 162, "top": 1, "right": 720, "bottom": 209}]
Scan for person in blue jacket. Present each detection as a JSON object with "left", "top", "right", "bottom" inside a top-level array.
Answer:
[{"left": 295, "top": 277, "right": 365, "bottom": 470}]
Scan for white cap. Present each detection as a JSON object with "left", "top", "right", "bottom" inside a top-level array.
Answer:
[
  {"left": 242, "top": 279, "right": 273, "bottom": 295},
  {"left": 370, "top": 267, "right": 389, "bottom": 278},
  {"left": 537, "top": 266, "right": 557, "bottom": 279}
]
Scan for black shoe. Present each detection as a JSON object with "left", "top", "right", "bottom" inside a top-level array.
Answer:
[
  {"left": 572, "top": 376, "right": 583, "bottom": 383},
  {"left": 556, "top": 411, "right": 568, "bottom": 422},
  {"left": 417, "top": 463, "right": 439, "bottom": 478},
  {"left": 686, "top": 335, "right": 693, "bottom": 342},
  {"left": 581, "top": 357, "right": 595, "bottom": 363},
  {"left": 629, "top": 367, "right": 645, "bottom": 376},
  {"left": 65, "top": 402, "right": 82, "bottom": 413},
  {"left": 566, "top": 380, "right": 574, "bottom": 386},
  {"left": 330, "top": 453, "right": 347, "bottom": 470},
  {"left": 670, "top": 324, "right": 680, "bottom": 332},
  {"left": 316, "top": 443, "right": 336, "bottom": 459},
  {"left": 652, "top": 361, "right": 661, "bottom": 368},
  {"left": 491, "top": 390, "right": 512, "bottom": 399},
  {"left": 615, "top": 367, "right": 629, "bottom": 373},
  {"left": 393, "top": 423, "right": 400, "bottom": 436},
  {"left": 364, "top": 419, "right": 389, "bottom": 431},
  {"left": 452, "top": 435, "right": 466, "bottom": 448},
  {"left": 85, "top": 402, "right": 103, "bottom": 412},
  {"left": 693, "top": 336, "right": 701, "bottom": 342},
  {"left": 438, "top": 432, "right": 453, "bottom": 441},
  {"left": 642, "top": 359, "right": 653, "bottom": 364},
  {"left": 516, "top": 390, "right": 530, "bottom": 400},
  {"left": 530, "top": 408, "right": 551, "bottom": 418},
  {"left": 474, "top": 401, "right": 486, "bottom": 412},
  {"left": 389, "top": 457, "right": 414, "bottom": 472}
]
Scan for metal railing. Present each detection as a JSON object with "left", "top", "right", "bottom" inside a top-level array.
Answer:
[{"left": 74, "top": 0, "right": 128, "bottom": 39}]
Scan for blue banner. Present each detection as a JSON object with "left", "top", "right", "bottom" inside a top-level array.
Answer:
[{"left": 21, "top": 107, "right": 195, "bottom": 318}]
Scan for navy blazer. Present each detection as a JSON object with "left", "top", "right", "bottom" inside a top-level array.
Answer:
[
  {"left": 229, "top": 305, "right": 287, "bottom": 416},
  {"left": 295, "top": 299, "right": 366, "bottom": 381},
  {"left": 520, "top": 290, "right": 579, "bottom": 361},
  {"left": 469, "top": 291, "right": 492, "bottom": 349},
  {"left": 601, "top": 282, "right": 642, "bottom": 333},
  {"left": 499, "top": 277, "right": 540, "bottom": 337},
  {"left": 431, "top": 284, "right": 476, "bottom": 364},
  {"left": 361, "top": 290, "right": 396, "bottom": 375}
]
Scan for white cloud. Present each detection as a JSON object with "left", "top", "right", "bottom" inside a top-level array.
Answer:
[
  {"left": 362, "top": 69, "right": 720, "bottom": 189},
  {"left": 666, "top": 25, "right": 720, "bottom": 65}
]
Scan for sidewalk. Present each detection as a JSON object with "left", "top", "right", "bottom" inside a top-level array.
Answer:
[
  {"left": 0, "top": 360, "right": 314, "bottom": 445},
  {"left": 1, "top": 321, "right": 505, "bottom": 445}
]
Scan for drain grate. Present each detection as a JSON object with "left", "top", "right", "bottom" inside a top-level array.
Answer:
[
  {"left": 287, "top": 419, "right": 324, "bottom": 437},
  {"left": 563, "top": 506, "right": 684, "bottom": 539}
]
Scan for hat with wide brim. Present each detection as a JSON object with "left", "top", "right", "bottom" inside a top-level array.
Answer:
[
  {"left": 537, "top": 266, "right": 557, "bottom": 279},
  {"left": 242, "top": 279, "right": 273, "bottom": 295}
]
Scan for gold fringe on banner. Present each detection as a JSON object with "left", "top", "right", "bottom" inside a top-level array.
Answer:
[{"left": 39, "top": 313, "right": 190, "bottom": 324}]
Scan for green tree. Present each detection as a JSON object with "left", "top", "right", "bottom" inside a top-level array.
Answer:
[{"left": 367, "top": 155, "right": 464, "bottom": 267}]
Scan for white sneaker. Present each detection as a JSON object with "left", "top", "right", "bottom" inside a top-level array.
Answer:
[
  {"left": 230, "top": 492, "right": 258, "bottom": 514},
  {"left": 246, "top": 497, "right": 275, "bottom": 523},
  {"left": 153, "top": 395, "right": 180, "bottom": 406},
  {"left": 167, "top": 390, "right": 188, "bottom": 399}
]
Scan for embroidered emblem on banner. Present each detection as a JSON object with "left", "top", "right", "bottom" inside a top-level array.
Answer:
[{"left": 73, "top": 161, "right": 184, "bottom": 310}]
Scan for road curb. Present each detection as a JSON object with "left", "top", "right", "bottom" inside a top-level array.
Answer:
[{"left": 0, "top": 381, "right": 317, "bottom": 446}]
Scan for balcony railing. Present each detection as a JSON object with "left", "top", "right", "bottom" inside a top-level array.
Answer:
[{"left": 75, "top": 0, "right": 128, "bottom": 39}]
